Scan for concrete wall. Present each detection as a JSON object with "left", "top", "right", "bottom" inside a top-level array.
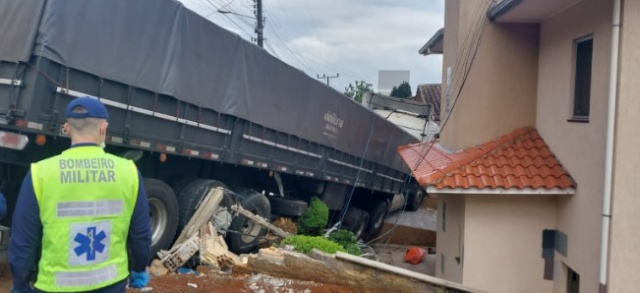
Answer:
[
  {"left": 440, "top": 0, "right": 539, "bottom": 150},
  {"left": 608, "top": 1, "right": 640, "bottom": 292},
  {"left": 435, "top": 195, "right": 465, "bottom": 283},
  {"left": 535, "top": 0, "right": 612, "bottom": 292},
  {"left": 462, "top": 195, "right": 557, "bottom": 293}
]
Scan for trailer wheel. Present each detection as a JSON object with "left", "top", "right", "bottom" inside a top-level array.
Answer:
[
  {"left": 343, "top": 207, "right": 370, "bottom": 240},
  {"left": 227, "top": 191, "right": 271, "bottom": 254},
  {"left": 177, "top": 179, "right": 233, "bottom": 234},
  {"left": 268, "top": 196, "right": 308, "bottom": 217},
  {"left": 365, "top": 200, "right": 389, "bottom": 239},
  {"left": 145, "top": 179, "right": 179, "bottom": 257},
  {"left": 407, "top": 188, "right": 425, "bottom": 211},
  {"left": 170, "top": 177, "right": 197, "bottom": 199}
]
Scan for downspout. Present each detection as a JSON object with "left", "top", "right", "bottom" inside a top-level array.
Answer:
[{"left": 599, "top": 0, "right": 621, "bottom": 292}]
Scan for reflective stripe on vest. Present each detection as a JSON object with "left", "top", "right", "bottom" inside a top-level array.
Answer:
[
  {"left": 57, "top": 200, "right": 123, "bottom": 217},
  {"left": 56, "top": 265, "right": 117, "bottom": 287},
  {"left": 32, "top": 146, "right": 139, "bottom": 292}
]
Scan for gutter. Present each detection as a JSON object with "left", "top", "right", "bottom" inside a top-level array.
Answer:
[
  {"left": 487, "top": 0, "right": 524, "bottom": 21},
  {"left": 599, "top": 0, "right": 622, "bottom": 292}
]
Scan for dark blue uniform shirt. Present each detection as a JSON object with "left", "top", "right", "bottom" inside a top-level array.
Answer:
[{"left": 9, "top": 144, "right": 151, "bottom": 292}]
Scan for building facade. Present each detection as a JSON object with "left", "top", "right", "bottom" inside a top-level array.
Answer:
[{"left": 401, "top": 0, "right": 638, "bottom": 292}]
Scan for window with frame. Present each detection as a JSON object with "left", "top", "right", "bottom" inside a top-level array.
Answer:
[{"left": 570, "top": 36, "right": 593, "bottom": 122}]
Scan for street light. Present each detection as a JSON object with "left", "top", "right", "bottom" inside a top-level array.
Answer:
[
  {"left": 217, "top": 7, "right": 264, "bottom": 48},
  {"left": 217, "top": 9, "right": 254, "bottom": 19}
]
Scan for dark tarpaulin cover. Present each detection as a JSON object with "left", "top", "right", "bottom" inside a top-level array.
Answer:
[
  {"left": 0, "top": 0, "right": 45, "bottom": 62},
  {"left": 0, "top": 0, "right": 418, "bottom": 172}
]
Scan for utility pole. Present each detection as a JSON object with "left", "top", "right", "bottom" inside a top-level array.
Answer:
[
  {"left": 254, "top": 0, "right": 264, "bottom": 48},
  {"left": 317, "top": 73, "right": 339, "bottom": 86}
]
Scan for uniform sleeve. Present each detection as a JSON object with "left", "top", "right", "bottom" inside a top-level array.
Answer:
[
  {"left": 127, "top": 171, "right": 151, "bottom": 272},
  {"left": 9, "top": 171, "right": 42, "bottom": 291},
  {"left": 0, "top": 192, "right": 6, "bottom": 220}
]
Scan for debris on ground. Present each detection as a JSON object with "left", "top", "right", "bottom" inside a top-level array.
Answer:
[
  {"left": 404, "top": 246, "right": 426, "bottom": 265},
  {"left": 122, "top": 190, "right": 475, "bottom": 292}
]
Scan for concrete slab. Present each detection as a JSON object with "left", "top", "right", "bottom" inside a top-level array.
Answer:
[
  {"left": 385, "top": 207, "right": 438, "bottom": 231},
  {"left": 372, "top": 244, "right": 436, "bottom": 276}
]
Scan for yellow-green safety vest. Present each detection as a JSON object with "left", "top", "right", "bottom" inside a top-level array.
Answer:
[{"left": 31, "top": 145, "right": 139, "bottom": 292}]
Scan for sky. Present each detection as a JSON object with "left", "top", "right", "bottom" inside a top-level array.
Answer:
[{"left": 177, "top": 0, "right": 444, "bottom": 95}]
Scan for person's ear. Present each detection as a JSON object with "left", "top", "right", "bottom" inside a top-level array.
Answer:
[
  {"left": 101, "top": 121, "right": 109, "bottom": 135},
  {"left": 63, "top": 122, "right": 70, "bottom": 135}
]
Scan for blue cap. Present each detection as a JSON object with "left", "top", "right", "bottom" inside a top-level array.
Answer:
[{"left": 65, "top": 96, "right": 109, "bottom": 119}]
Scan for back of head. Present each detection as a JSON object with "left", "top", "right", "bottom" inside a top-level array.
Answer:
[{"left": 64, "top": 97, "right": 109, "bottom": 144}]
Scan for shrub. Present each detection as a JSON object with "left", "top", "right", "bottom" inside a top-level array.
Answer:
[
  {"left": 296, "top": 197, "right": 328, "bottom": 236},
  {"left": 281, "top": 235, "right": 346, "bottom": 254},
  {"left": 328, "top": 229, "right": 361, "bottom": 255}
]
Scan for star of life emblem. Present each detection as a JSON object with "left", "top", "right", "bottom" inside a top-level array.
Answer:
[{"left": 69, "top": 221, "right": 111, "bottom": 266}]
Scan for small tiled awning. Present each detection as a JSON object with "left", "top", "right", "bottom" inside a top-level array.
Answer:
[{"left": 398, "top": 127, "right": 576, "bottom": 194}]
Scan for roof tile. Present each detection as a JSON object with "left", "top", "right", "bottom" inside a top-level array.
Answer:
[{"left": 398, "top": 127, "right": 576, "bottom": 191}]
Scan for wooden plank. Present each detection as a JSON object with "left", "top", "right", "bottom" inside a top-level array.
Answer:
[
  {"left": 230, "top": 204, "right": 291, "bottom": 238},
  {"left": 335, "top": 252, "right": 484, "bottom": 293},
  {"left": 171, "top": 187, "right": 224, "bottom": 250}
]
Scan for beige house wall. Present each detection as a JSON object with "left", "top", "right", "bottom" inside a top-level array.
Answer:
[
  {"left": 462, "top": 195, "right": 557, "bottom": 293},
  {"left": 535, "top": 1, "right": 612, "bottom": 291},
  {"left": 608, "top": 1, "right": 640, "bottom": 291},
  {"left": 435, "top": 195, "right": 465, "bottom": 283},
  {"left": 440, "top": 0, "right": 539, "bottom": 150}
]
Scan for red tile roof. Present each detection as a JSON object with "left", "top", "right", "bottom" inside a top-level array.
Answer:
[{"left": 398, "top": 127, "right": 576, "bottom": 190}]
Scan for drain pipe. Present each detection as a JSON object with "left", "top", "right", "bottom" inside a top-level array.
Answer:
[{"left": 599, "top": 0, "right": 621, "bottom": 292}]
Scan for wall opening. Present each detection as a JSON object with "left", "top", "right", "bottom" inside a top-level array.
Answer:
[
  {"left": 570, "top": 35, "right": 593, "bottom": 122},
  {"left": 567, "top": 266, "right": 580, "bottom": 293}
]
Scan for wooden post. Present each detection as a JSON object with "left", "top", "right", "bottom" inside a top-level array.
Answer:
[
  {"left": 171, "top": 187, "right": 224, "bottom": 250},
  {"left": 230, "top": 204, "right": 291, "bottom": 238}
]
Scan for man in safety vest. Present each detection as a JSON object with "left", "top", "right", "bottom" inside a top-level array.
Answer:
[{"left": 9, "top": 97, "right": 152, "bottom": 292}]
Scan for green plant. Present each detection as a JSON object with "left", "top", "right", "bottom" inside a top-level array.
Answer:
[
  {"left": 296, "top": 197, "right": 329, "bottom": 236},
  {"left": 328, "top": 229, "right": 361, "bottom": 255},
  {"left": 281, "top": 235, "right": 346, "bottom": 254}
]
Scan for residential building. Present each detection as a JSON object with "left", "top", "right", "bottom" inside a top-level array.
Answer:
[
  {"left": 413, "top": 84, "right": 442, "bottom": 124},
  {"left": 399, "top": 0, "right": 638, "bottom": 292}
]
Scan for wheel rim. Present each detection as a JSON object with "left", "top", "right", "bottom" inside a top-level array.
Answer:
[
  {"left": 414, "top": 190, "right": 424, "bottom": 207},
  {"left": 373, "top": 205, "right": 387, "bottom": 230},
  {"left": 240, "top": 209, "right": 262, "bottom": 242},
  {"left": 354, "top": 216, "right": 368, "bottom": 239},
  {"left": 149, "top": 197, "right": 168, "bottom": 246}
]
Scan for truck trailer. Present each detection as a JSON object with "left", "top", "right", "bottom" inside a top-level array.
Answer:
[{"left": 0, "top": 0, "right": 424, "bottom": 256}]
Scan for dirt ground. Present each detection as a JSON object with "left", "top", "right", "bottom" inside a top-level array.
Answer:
[
  {"left": 0, "top": 264, "right": 380, "bottom": 293},
  {"left": 133, "top": 268, "right": 383, "bottom": 293}
]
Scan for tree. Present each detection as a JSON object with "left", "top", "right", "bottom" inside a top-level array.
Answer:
[
  {"left": 390, "top": 81, "right": 412, "bottom": 99},
  {"left": 344, "top": 80, "right": 373, "bottom": 103}
]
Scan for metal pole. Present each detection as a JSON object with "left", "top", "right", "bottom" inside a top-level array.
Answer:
[
  {"left": 316, "top": 73, "right": 339, "bottom": 86},
  {"left": 256, "top": 0, "right": 264, "bottom": 48}
]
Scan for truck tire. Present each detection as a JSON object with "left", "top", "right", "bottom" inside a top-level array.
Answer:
[
  {"left": 343, "top": 207, "right": 370, "bottom": 240},
  {"left": 227, "top": 191, "right": 271, "bottom": 254},
  {"left": 365, "top": 200, "right": 389, "bottom": 239},
  {"left": 177, "top": 179, "right": 232, "bottom": 234},
  {"left": 407, "top": 188, "right": 425, "bottom": 212},
  {"left": 145, "top": 179, "right": 179, "bottom": 257},
  {"left": 268, "top": 196, "right": 308, "bottom": 217},
  {"left": 170, "top": 177, "right": 197, "bottom": 198}
]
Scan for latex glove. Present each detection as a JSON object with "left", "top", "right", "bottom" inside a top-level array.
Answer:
[{"left": 129, "top": 270, "right": 149, "bottom": 288}]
